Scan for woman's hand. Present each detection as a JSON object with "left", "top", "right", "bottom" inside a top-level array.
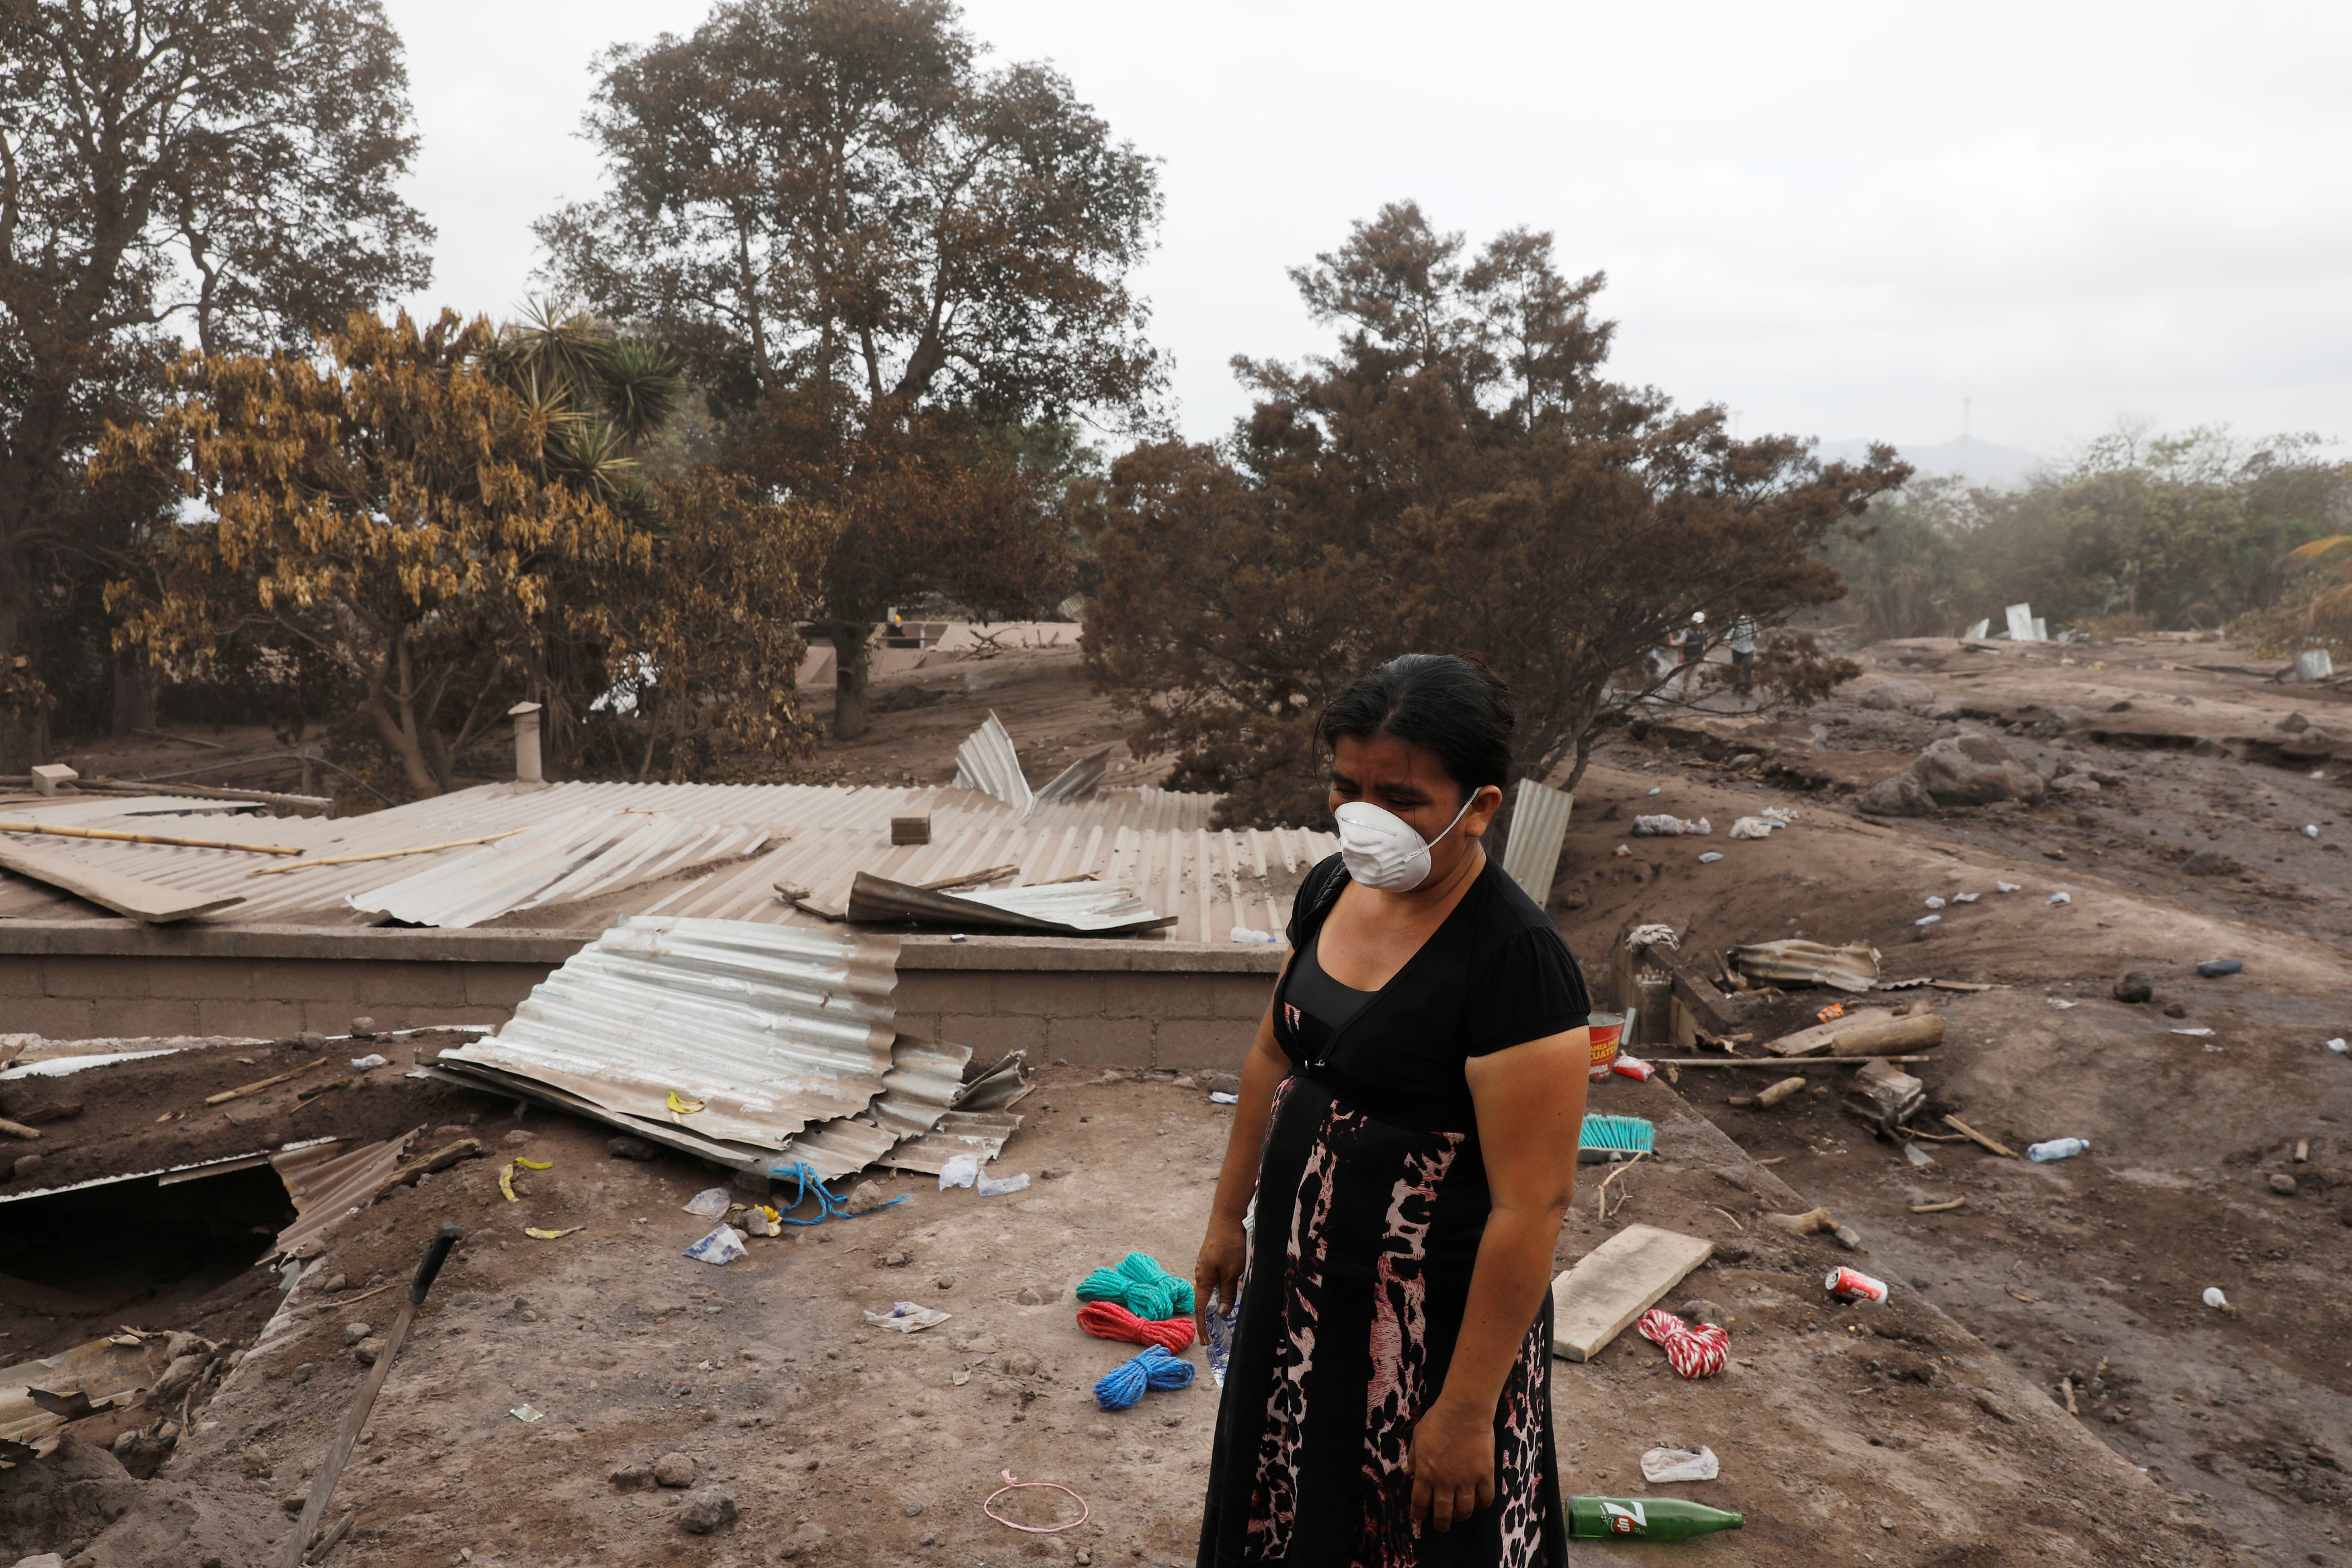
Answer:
[
  {"left": 1193, "top": 1213, "right": 1247, "bottom": 1337},
  {"left": 1402, "top": 1397, "right": 1496, "bottom": 1531}
]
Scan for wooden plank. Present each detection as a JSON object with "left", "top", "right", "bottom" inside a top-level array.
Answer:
[
  {"left": 1762, "top": 1009, "right": 1945, "bottom": 1058},
  {"left": 0, "top": 838, "right": 244, "bottom": 923},
  {"left": 1548, "top": 1223, "right": 1714, "bottom": 1362}
]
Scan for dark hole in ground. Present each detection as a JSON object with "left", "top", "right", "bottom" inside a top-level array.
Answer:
[{"left": 0, "top": 1166, "right": 294, "bottom": 1347}]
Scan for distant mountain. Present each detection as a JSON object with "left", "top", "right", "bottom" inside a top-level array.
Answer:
[{"left": 1812, "top": 436, "right": 2047, "bottom": 490}]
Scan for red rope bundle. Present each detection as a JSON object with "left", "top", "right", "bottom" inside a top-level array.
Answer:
[
  {"left": 1076, "top": 1299, "right": 1195, "bottom": 1353},
  {"left": 1637, "top": 1308, "right": 1728, "bottom": 1379}
]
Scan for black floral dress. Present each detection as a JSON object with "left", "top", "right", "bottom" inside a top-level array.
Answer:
[{"left": 1199, "top": 854, "right": 1590, "bottom": 1567}]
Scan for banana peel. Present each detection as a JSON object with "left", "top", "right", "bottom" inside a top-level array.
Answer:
[
  {"left": 523, "top": 1226, "right": 581, "bottom": 1240},
  {"left": 667, "top": 1090, "right": 706, "bottom": 1119}
]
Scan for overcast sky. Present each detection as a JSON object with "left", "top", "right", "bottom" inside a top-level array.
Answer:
[{"left": 383, "top": 0, "right": 2352, "bottom": 463}]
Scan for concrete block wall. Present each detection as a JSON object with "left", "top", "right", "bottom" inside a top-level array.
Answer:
[
  {"left": 890, "top": 963, "right": 1274, "bottom": 1071},
  {"left": 0, "top": 925, "right": 1285, "bottom": 1065}
]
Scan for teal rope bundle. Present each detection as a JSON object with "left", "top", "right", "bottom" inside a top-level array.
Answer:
[
  {"left": 1076, "top": 1252, "right": 1194, "bottom": 1321},
  {"left": 1093, "top": 1345, "right": 1195, "bottom": 1409}
]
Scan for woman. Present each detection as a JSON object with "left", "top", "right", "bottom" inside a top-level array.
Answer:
[{"left": 1195, "top": 654, "right": 1592, "bottom": 1567}]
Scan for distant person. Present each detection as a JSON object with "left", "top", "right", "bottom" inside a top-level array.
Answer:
[
  {"left": 1673, "top": 610, "right": 1710, "bottom": 699},
  {"left": 1193, "top": 653, "right": 1591, "bottom": 1567},
  {"left": 1728, "top": 614, "right": 1759, "bottom": 699}
]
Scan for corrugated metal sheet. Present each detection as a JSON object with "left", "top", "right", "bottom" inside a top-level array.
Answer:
[
  {"left": 0, "top": 781, "right": 1331, "bottom": 942},
  {"left": 1036, "top": 743, "right": 1112, "bottom": 803},
  {"left": 1499, "top": 780, "right": 1574, "bottom": 904},
  {"left": 0, "top": 1336, "right": 169, "bottom": 1459},
  {"left": 270, "top": 1131, "right": 419, "bottom": 1258},
  {"left": 440, "top": 918, "right": 902, "bottom": 1149},
  {"left": 0, "top": 780, "right": 1218, "bottom": 925},
  {"left": 1731, "top": 939, "right": 1882, "bottom": 993},
  {"left": 952, "top": 712, "right": 1033, "bottom": 814},
  {"left": 423, "top": 918, "right": 1038, "bottom": 1180},
  {"left": 845, "top": 872, "right": 1173, "bottom": 935}
]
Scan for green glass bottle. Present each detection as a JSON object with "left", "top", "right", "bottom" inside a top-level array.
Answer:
[{"left": 1568, "top": 1495, "right": 1744, "bottom": 1540}]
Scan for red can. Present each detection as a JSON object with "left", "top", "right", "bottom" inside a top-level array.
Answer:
[{"left": 1824, "top": 1266, "right": 1889, "bottom": 1304}]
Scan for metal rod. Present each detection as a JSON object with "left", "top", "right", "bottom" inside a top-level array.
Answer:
[
  {"left": 279, "top": 1223, "right": 462, "bottom": 1568},
  {"left": 0, "top": 819, "right": 302, "bottom": 855},
  {"left": 251, "top": 828, "right": 530, "bottom": 875}
]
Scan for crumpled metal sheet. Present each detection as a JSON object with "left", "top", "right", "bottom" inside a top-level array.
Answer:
[
  {"left": 437, "top": 917, "right": 902, "bottom": 1149},
  {"left": 1730, "top": 939, "right": 1882, "bottom": 993},
  {"left": 270, "top": 1130, "right": 419, "bottom": 1259},
  {"left": 952, "top": 711, "right": 1034, "bottom": 814},
  {"left": 845, "top": 871, "right": 1173, "bottom": 935},
  {"left": 0, "top": 1336, "right": 167, "bottom": 1460},
  {"left": 886, "top": 1110, "right": 1024, "bottom": 1174},
  {"left": 347, "top": 809, "right": 767, "bottom": 928},
  {"left": 1499, "top": 779, "right": 1574, "bottom": 904},
  {"left": 1036, "top": 742, "right": 1114, "bottom": 803}
]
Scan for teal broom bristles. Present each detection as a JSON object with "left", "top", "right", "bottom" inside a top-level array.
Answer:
[{"left": 1579, "top": 1113, "right": 1654, "bottom": 1159}]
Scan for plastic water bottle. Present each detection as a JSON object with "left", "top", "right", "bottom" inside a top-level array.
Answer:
[
  {"left": 2027, "top": 1137, "right": 2089, "bottom": 1162},
  {"left": 1204, "top": 1291, "right": 1234, "bottom": 1389},
  {"left": 1568, "top": 1496, "right": 1743, "bottom": 1539}
]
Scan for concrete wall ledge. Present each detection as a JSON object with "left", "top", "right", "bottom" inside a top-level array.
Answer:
[
  {"left": 0, "top": 920, "right": 597, "bottom": 965},
  {"left": 0, "top": 921, "right": 1287, "bottom": 974}
]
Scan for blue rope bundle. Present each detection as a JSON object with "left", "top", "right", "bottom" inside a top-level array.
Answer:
[
  {"left": 1075, "top": 1252, "right": 1194, "bottom": 1321},
  {"left": 763, "top": 1160, "right": 905, "bottom": 1226},
  {"left": 1093, "top": 1345, "right": 1195, "bottom": 1410}
]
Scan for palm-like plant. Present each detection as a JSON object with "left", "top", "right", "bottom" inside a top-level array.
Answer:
[{"left": 484, "top": 301, "right": 683, "bottom": 527}]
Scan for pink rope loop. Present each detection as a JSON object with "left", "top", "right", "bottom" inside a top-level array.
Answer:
[{"left": 983, "top": 1469, "right": 1091, "bottom": 1534}]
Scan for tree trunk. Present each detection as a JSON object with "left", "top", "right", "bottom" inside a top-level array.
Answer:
[
  {"left": 0, "top": 539, "right": 42, "bottom": 772},
  {"left": 110, "top": 648, "right": 157, "bottom": 734},
  {"left": 824, "top": 619, "right": 874, "bottom": 741}
]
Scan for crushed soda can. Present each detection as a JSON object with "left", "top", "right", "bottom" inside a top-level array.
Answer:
[{"left": 1824, "top": 1266, "right": 1889, "bottom": 1304}]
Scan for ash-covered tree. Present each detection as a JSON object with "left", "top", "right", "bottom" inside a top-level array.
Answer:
[
  {"left": 104, "top": 312, "right": 642, "bottom": 797},
  {"left": 536, "top": 0, "right": 1160, "bottom": 737},
  {"left": 0, "top": 0, "right": 432, "bottom": 766},
  {"left": 1081, "top": 203, "right": 1908, "bottom": 828},
  {"left": 106, "top": 310, "right": 833, "bottom": 797}
]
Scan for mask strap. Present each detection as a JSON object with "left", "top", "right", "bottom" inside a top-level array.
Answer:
[{"left": 1426, "top": 791, "right": 1479, "bottom": 848}]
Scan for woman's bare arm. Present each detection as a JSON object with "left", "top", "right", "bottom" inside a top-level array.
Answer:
[
  {"left": 1404, "top": 1028, "right": 1589, "bottom": 1530},
  {"left": 1193, "top": 996, "right": 1293, "bottom": 1331}
]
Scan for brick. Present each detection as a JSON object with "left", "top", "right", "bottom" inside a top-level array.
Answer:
[
  {"left": 460, "top": 963, "right": 551, "bottom": 1008},
  {"left": 95, "top": 998, "right": 212, "bottom": 1039},
  {"left": 1043, "top": 1014, "right": 1154, "bottom": 1068},
  {"left": 892, "top": 971, "right": 995, "bottom": 1017},
  {"left": 0, "top": 957, "right": 44, "bottom": 999},
  {"left": 196, "top": 999, "right": 306, "bottom": 1038},
  {"left": 42, "top": 955, "right": 153, "bottom": 1001},
  {"left": 244, "top": 958, "right": 366, "bottom": 1004},
  {"left": 931, "top": 1012, "right": 1046, "bottom": 1057},
  {"left": 989, "top": 971, "right": 1106, "bottom": 1018},
  {"left": 1154, "top": 1017, "right": 1255, "bottom": 1071},
  {"left": 146, "top": 959, "right": 255, "bottom": 1001},
  {"left": 1204, "top": 974, "right": 1278, "bottom": 1020},
  {"left": 1100, "top": 972, "right": 1261, "bottom": 1020},
  {"left": 2, "top": 998, "right": 95, "bottom": 1039}
]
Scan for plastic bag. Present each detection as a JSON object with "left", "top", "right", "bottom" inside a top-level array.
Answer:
[
  {"left": 1610, "top": 1054, "right": 1656, "bottom": 1082},
  {"left": 1640, "top": 1446, "right": 1720, "bottom": 1483},
  {"left": 864, "top": 1300, "right": 951, "bottom": 1333},
  {"left": 683, "top": 1224, "right": 747, "bottom": 1266},
  {"left": 683, "top": 1187, "right": 731, "bottom": 1218},
  {"left": 976, "top": 1171, "right": 1030, "bottom": 1197},
  {"left": 1632, "top": 814, "right": 1711, "bottom": 837},
  {"left": 937, "top": 1154, "right": 980, "bottom": 1190},
  {"left": 1727, "top": 817, "right": 1779, "bottom": 840}
]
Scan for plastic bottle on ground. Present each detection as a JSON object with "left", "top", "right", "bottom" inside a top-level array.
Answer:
[{"left": 2027, "top": 1138, "right": 2090, "bottom": 1163}]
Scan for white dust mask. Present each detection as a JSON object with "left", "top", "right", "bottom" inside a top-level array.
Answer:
[{"left": 1334, "top": 795, "right": 1477, "bottom": 892}]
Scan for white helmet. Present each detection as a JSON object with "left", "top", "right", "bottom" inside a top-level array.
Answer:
[{"left": 1690, "top": 611, "right": 1706, "bottom": 624}]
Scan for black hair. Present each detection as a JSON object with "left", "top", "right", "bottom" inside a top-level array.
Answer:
[{"left": 1318, "top": 654, "right": 1515, "bottom": 799}]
